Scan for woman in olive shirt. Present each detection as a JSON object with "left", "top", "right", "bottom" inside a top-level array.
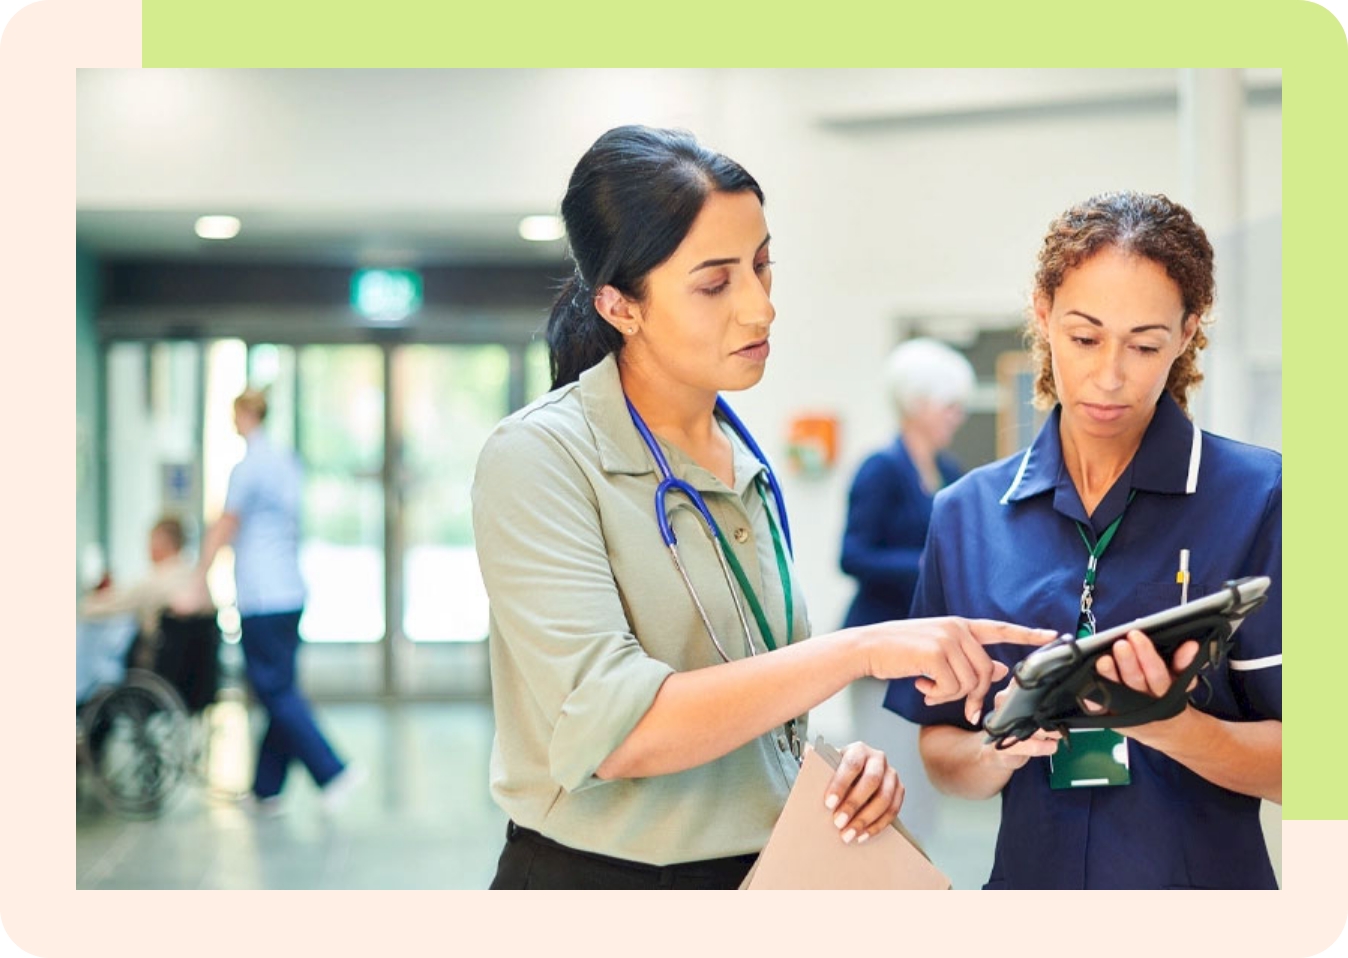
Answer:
[{"left": 472, "top": 125, "right": 1051, "bottom": 889}]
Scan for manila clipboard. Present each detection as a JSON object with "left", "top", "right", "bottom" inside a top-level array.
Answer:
[{"left": 740, "top": 739, "right": 951, "bottom": 890}]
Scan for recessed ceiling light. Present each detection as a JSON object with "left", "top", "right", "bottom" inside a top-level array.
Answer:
[
  {"left": 518, "top": 214, "right": 565, "bottom": 242},
  {"left": 195, "top": 215, "right": 242, "bottom": 240}
]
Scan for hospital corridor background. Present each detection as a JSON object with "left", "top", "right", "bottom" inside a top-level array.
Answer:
[{"left": 74, "top": 68, "right": 1283, "bottom": 890}]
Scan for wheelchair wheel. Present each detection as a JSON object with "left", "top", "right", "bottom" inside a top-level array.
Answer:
[{"left": 79, "top": 669, "right": 191, "bottom": 818}]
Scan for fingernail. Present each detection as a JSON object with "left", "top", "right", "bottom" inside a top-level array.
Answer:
[
  {"left": 842, "top": 829, "right": 856, "bottom": 844},
  {"left": 834, "top": 812, "right": 848, "bottom": 829},
  {"left": 970, "top": 709, "right": 981, "bottom": 726},
  {"left": 857, "top": 832, "right": 870, "bottom": 844},
  {"left": 824, "top": 794, "right": 839, "bottom": 811}
]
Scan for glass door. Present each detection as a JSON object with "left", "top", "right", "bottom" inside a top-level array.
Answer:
[
  {"left": 107, "top": 334, "right": 547, "bottom": 699},
  {"left": 391, "top": 345, "right": 511, "bottom": 696},
  {"left": 235, "top": 343, "right": 388, "bottom": 696},
  {"left": 291, "top": 344, "right": 387, "bottom": 695}
]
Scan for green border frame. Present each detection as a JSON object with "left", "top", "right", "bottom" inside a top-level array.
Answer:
[{"left": 138, "top": 0, "right": 1346, "bottom": 819}]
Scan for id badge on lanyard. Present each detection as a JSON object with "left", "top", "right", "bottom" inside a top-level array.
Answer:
[
  {"left": 1049, "top": 499, "right": 1134, "bottom": 790},
  {"left": 1049, "top": 728, "right": 1130, "bottom": 788}
]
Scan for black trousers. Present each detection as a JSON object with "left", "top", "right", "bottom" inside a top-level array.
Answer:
[{"left": 489, "top": 821, "right": 759, "bottom": 890}]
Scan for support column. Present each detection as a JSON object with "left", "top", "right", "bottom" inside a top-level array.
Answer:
[{"left": 1178, "top": 68, "right": 1247, "bottom": 441}]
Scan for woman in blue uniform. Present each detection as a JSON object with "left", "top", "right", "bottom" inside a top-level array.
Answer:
[{"left": 885, "top": 191, "right": 1282, "bottom": 889}]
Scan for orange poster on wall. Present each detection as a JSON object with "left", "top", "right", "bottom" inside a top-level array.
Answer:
[{"left": 785, "top": 413, "right": 839, "bottom": 477}]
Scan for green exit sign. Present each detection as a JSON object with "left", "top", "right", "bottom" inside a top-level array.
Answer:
[{"left": 351, "top": 269, "right": 423, "bottom": 322}]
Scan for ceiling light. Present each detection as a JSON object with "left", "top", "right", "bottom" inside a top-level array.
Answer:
[
  {"left": 194, "top": 215, "right": 242, "bottom": 240},
  {"left": 518, "top": 214, "right": 565, "bottom": 242}
]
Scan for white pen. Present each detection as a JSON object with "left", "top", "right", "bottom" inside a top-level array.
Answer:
[{"left": 1177, "top": 549, "right": 1190, "bottom": 604}]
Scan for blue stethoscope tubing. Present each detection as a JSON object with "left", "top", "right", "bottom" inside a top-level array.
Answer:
[
  {"left": 624, "top": 396, "right": 793, "bottom": 665},
  {"left": 626, "top": 395, "right": 804, "bottom": 761},
  {"left": 626, "top": 396, "right": 793, "bottom": 553}
]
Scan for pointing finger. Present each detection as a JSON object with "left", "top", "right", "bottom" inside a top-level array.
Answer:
[{"left": 966, "top": 619, "right": 1060, "bottom": 647}]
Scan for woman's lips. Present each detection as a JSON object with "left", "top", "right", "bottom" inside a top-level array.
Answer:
[
  {"left": 1082, "top": 402, "right": 1128, "bottom": 422},
  {"left": 735, "top": 340, "right": 770, "bottom": 362}
]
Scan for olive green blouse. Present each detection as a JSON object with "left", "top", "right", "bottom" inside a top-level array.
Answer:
[{"left": 471, "top": 353, "right": 809, "bottom": 865}]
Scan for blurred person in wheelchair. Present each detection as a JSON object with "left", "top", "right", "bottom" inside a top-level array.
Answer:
[
  {"left": 78, "top": 516, "right": 219, "bottom": 817},
  {"left": 79, "top": 516, "right": 217, "bottom": 702},
  {"left": 81, "top": 516, "right": 215, "bottom": 640}
]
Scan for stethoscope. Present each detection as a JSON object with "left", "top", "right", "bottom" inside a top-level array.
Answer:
[{"left": 625, "top": 395, "right": 804, "bottom": 761}]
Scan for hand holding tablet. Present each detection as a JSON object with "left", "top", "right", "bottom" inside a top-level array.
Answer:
[{"left": 982, "top": 576, "right": 1271, "bottom": 747}]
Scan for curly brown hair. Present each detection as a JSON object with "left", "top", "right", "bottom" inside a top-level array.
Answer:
[{"left": 1026, "top": 191, "right": 1214, "bottom": 414}]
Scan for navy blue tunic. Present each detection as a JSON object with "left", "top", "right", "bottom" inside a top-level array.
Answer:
[{"left": 885, "top": 393, "right": 1282, "bottom": 889}]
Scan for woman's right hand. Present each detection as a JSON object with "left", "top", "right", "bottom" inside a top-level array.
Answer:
[
  {"left": 860, "top": 617, "right": 1057, "bottom": 726},
  {"left": 977, "top": 686, "right": 1062, "bottom": 770}
]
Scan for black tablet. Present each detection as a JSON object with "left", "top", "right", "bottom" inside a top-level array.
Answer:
[{"left": 982, "top": 576, "right": 1271, "bottom": 745}]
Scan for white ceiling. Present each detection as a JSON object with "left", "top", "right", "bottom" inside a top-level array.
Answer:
[{"left": 76, "top": 68, "right": 1281, "bottom": 265}]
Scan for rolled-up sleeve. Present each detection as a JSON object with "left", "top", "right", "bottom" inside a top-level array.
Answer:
[{"left": 472, "top": 417, "right": 675, "bottom": 793}]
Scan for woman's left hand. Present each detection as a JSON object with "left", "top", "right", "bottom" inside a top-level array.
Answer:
[
  {"left": 1083, "top": 631, "right": 1203, "bottom": 743},
  {"left": 822, "top": 742, "right": 903, "bottom": 844},
  {"left": 1094, "top": 630, "right": 1200, "bottom": 700}
]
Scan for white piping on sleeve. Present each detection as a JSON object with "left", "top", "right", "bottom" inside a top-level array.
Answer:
[{"left": 1229, "top": 654, "right": 1282, "bottom": 671}]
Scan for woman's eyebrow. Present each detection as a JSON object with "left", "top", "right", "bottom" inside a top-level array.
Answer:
[
  {"left": 1065, "top": 309, "right": 1172, "bottom": 334},
  {"left": 688, "top": 235, "right": 771, "bottom": 273}
]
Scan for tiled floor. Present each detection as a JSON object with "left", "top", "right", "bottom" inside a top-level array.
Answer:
[
  {"left": 77, "top": 696, "right": 509, "bottom": 890},
  {"left": 75, "top": 685, "right": 1280, "bottom": 890}
]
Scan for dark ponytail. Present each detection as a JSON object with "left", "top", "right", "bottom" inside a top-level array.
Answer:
[
  {"left": 545, "top": 273, "right": 624, "bottom": 391},
  {"left": 545, "top": 125, "right": 764, "bottom": 389}
]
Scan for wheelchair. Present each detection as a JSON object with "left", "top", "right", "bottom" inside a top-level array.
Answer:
[{"left": 77, "top": 611, "right": 222, "bottom": 818}]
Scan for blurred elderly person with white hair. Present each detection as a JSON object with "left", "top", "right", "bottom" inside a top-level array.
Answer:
[
  {"left": 840, "top": 337, "right": 976, "bottom": 629},
  {"left": 838, "top": 337, "right": 975, "bottom": 843}
]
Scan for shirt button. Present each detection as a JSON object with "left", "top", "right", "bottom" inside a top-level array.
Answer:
[
  {"left": 733, "top": 527, "right": 750, "bottom": 544},
  {"left": 777, "top": 736, "right": 788, "bottom": 752}
]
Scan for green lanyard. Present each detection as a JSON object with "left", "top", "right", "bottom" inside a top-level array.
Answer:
[
  {"left": 712, "top": 477, "right": 794, "bottom": 652},
  {"left": 1074, "top": 490, "right": 1136, "bottom": 637}
]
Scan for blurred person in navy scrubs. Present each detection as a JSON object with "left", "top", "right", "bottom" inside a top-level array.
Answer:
[
  {"left": 840, "top": 337, "right": 974, "bottom": 842},
  {"left": 887, "top": 192, "right": 1282, "bottom": 889},
  {"left": 196, "top": 389, "right": 361, "bottom": 813},
  {"left": 841, "top": 337, "right": 974, "bottom": 628}
]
